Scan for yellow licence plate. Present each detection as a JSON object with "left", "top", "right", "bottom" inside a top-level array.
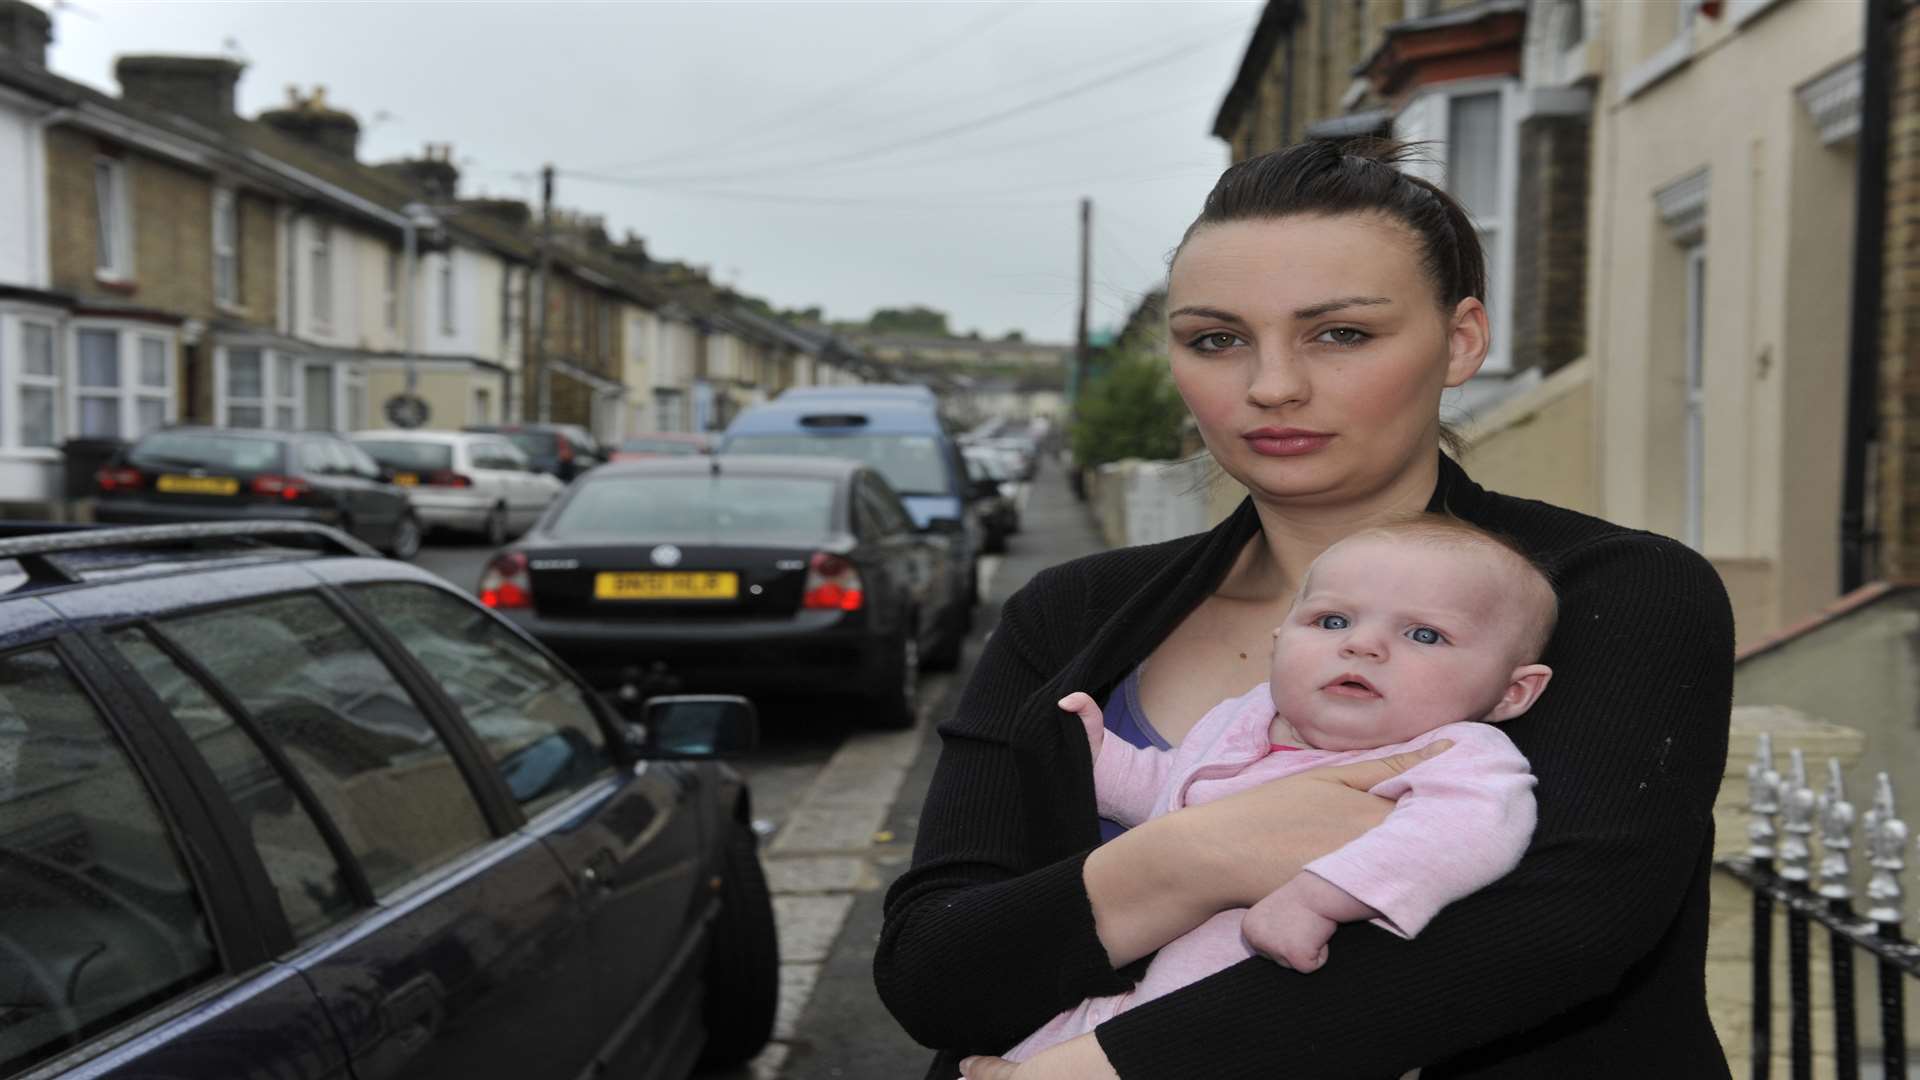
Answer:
[
  {"left": 391, "top": 472, "right": 419, "bottom": 487},
  {"left": 594, "top": 571, "right": 738, "bottom": 600},
  {"left": 156, "top": 474, "right": 240, "bottom": 496}
]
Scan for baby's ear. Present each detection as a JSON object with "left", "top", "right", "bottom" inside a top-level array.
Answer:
[{"left": 1486, "top": 664, "right": 1552, "bottom": 723}]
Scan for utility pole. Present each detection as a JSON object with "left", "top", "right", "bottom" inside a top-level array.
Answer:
[
  {"left": 1074, "top": 197, "right": 1091, "bottom": 401},
  {"left": 532, "top": 163, "right": 555, "bottom": 423}
]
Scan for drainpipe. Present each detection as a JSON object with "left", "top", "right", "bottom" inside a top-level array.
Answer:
[{"left": 1839, "top": 0, "right": 1897, "bottom": 592}]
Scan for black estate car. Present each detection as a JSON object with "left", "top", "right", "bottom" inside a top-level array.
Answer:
[
  {"left": 463, "top": 423, "right": 605, "bottom": 483},
  {"left": 0, "top": 521, "right": 777, "bottom": 1080},
  {"left": 479, "top": 455, "right": 955, "bottom": 726},
  {"left": 94, "top": 427, "right": 422, "bottom": 560}
]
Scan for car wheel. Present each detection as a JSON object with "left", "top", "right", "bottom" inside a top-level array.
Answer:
[
  {"left": 871, "top": 629, "right": 919, "bottom": 729},
  {"left": 482, "top": 504, "right": 507, "bottom": 547},
  {"left": 385, "top": 513, "right": 422, "bottom": 561},
  {"left": 695, "top": 820, "right": 779, "bottom": 1071}
]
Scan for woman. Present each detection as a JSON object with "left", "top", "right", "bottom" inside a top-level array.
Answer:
[{"left": 873, "top": 139, "right": 1734, "bottom": 1079}]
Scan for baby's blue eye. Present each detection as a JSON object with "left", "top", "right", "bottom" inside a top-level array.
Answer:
[
  {"left": 1314, "top": 614, "right": 1349, "bottom": 630},
  {"left": 1407, "top": 627, "right": 1443, "bottom": 645}
]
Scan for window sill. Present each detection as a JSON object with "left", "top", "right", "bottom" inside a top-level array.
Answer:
[
  {"left": 1620, "top": 33, "right": 1693, "bottom": 102},
  {"left": 0, "top": 448, "right": 65, "bottom": 463},
  {"left": 93, "top": 275, "right": 138, "bottom": 295}
]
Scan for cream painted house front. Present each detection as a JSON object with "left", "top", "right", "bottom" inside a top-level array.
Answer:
[{"left": 1585, "top": 0, "right": 1861, "bottom": 639}]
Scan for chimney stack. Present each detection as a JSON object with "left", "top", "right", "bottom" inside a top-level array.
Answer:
[
  {"left": 377, "top": 142, "right": 462, "bottom": 201},
  {"left": 258, "top": 85, "right": 361, "bottom": 159},
  {"left": 115, "top": 55, "right": 246, "bottom": 124},
  {"left": 0, "top": 0, "right": 50, "bottom": 68}
]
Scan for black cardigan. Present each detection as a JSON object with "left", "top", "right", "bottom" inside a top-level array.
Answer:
[{"left": 875, "top": 455, "right": 1735, "bottom": 1079}]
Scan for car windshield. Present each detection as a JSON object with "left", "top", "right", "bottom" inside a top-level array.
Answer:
[
  {"left": 549, "top": 475, "right": 836, "bottom": 540},
  {"left": 128, "top": 431, "right": 285, "bottom": 473},
  {"left": 724, "top": 434, "right": 948, "bottom": 497},
  {"left": 619, "top": 438, "right": 701, "bottom": 455},
  {"left": 355, "top": 441, "right": 453, "bottom": 471}
]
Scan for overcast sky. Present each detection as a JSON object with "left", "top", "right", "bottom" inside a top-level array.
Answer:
[{"left": 35, "top": 0, "right": 1262, "bottom": 343}]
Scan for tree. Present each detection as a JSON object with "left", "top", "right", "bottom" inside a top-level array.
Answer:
[
  {"left": 868, "top": 306, "right": 951, "bottom": 336},
  {"left": 1070, "top": 348, "right": 1186, "bottom": 469},
  {"left": 1002, "top": 330, "right": 1025, "bottom": 342}
]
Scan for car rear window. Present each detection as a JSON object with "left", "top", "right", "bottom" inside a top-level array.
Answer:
[
  {"left": 550, "top": 475, "right": 836, "bottom": 539},
  {"left": 504, "top": 431, "right": 558, "bottom": 458},
  {"left": 618, "top": 438, "right": 700, "bottom": 455},
  {"left": 355, "top": 440, "right": 454, "bottom": 471},
  {"left": 723, "top": 434, "right": 948, "bottom": 497},
  {"left": 128, "top": 431, "right": 285, "bottom": 473}
]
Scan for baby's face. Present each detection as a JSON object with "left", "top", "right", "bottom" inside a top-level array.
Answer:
[{"left": 1270, "top": 536, "right": 1536, "bottom": 751}]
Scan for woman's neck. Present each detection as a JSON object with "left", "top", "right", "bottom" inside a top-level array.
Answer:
[{"left": 1221, "top": 452, "right": 1443, "bottom": 603}]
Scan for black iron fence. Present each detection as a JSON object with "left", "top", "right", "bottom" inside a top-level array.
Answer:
[{"left": 1716, "top": 735, "right": 1920, "bottom": 1079}]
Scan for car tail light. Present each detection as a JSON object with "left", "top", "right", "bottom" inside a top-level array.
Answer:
[
  {"left": 802, "top": 551, "right": 863, "bottom": 611},
  {"left": 426, "top": 470, "right": 474, "bottom": 488},
  {"left": 251, "top": 474, "right": 314, "bottom": 502},
  {"left": 95, "top": 466, "right": 143, "bottom": 493},
  {"left": 480, "top": 551, "right": 532, "bottom": 610}
]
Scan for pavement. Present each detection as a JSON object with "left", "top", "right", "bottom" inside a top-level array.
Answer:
[{"left": 721, "top": 460, "right": 1109, "bottom": 1080}]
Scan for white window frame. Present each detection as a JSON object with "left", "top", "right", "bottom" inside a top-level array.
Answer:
[
  {"left": 93, "top": 157, "right": 133, "bottom": 282},
  {"left": 1683, "top": 244, "right": 1707, "bottom": 551},
  {"left": 212, "top": 186, "right": 239, "bottom": 308},
  {"left": 12, "top": 315, "right": 61, "bottom": 452},
  {"left": 310, "top": 221, "right": 334, "bottom": 331},
  {"left": 1393, "top": 79, "right": 1519, "bottom": 373},
  {"left": 69, "top": 323, "right": 175, "bottom": 440},
  {"left": 215, "top": 344, "right": 306, "bottom": 431},
  {"left": 439, "top": 254, "right": 456, "bottom": 336}
]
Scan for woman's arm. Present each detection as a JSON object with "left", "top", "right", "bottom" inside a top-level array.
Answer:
[{"left": 1091, "top": 535, "right": 1735, "bottom": 1078}]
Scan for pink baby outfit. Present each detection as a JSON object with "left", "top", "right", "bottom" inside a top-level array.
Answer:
[{"left": 1003, "top": 682, "right": 1535, "bottom": 1063}]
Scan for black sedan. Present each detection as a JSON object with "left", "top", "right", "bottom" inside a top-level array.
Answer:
[
  {"left": 93, "top": 427, "right": 422, "bottom": 558},
  {"left": 478, "top": 455, "right": 951, "bottom": 727}
]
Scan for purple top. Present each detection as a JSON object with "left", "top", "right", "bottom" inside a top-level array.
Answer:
[{"left": 1097, "top": 664, "right": 1170, "bottom": 842}]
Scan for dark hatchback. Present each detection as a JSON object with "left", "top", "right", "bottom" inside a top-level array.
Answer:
[
  {"left": 93, "top": 427, "right": 422, "bottom": 559},
  {"left": 0, "top": 522, "right": 777, "bottom": 1080},
  {"left": 479, "top": 455, "right": 954, "bottom": 726},
  {"left": 463, "top": 424, "right": 605, "bottom": 483}
]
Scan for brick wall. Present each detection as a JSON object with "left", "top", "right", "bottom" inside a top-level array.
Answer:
[
  {"left": 45, "top": 124, "right": 218, "bottom": 318},
  {"left": 1510, "top": 112, "right": 1591, "bottom": 374},
  {"left": 1876, "top": 6, "right": 1920, "bottom": 578},
  {"left": 232, "top": 191, "right": 279, "bottom": 326}
]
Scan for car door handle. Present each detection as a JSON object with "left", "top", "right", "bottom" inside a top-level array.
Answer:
[
  {"left": 380, "top": 974, "right": 444, "bottom": 1058},
  {"left": 580, "top": 848, "right": 618, "bottom": 890}
]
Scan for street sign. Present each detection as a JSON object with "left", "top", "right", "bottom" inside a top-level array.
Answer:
[{"left": 384, "top": 393, "right": 430, "bottom": 430}]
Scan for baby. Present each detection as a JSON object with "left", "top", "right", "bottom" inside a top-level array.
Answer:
[{"left": 1001, "top": 516, "right": 1558, "bottom": 1067}]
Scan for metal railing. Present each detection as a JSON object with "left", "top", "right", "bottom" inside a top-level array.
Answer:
[{"left": 1717, "top": 735, "right": 1920, "bottom": 1079}]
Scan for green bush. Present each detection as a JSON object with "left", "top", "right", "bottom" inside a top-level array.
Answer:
[{"left": 1070, "top": 350, "right": 1187, "bottom": 469}]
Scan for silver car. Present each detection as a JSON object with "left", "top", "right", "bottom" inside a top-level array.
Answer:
[{"left": 352, "top": 430, "right": 565, "bottom": 545}]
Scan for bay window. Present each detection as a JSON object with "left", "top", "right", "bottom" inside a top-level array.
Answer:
[
  {"left": 18, "top": 321, "right": 57, "bottom": 448},
  {"left": 72, "top": 326, "right": 174, "bottom": 439}
]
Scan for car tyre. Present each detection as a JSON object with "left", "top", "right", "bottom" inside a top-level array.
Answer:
[
  {"left": 871, "top": 628, "right": 919, "bottom": 729},
  {"left": 384, "top": 512, "right": 422, "bottom": 561},
  {"left": 481, "top": 504, "right": 507, "bottom": 547},
  {"left": 695, "top": 821, "right": 780, "bottom": 1071}
]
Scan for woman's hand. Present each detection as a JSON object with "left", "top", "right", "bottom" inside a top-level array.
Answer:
[
  {"left": 1084, "top": 739, "right": 1451, "bottom": 967},
  {"left": 960, "top": 1034, "right": 1119, "bottom": 1080}
]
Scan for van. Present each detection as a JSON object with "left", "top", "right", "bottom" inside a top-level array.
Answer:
[{"left": 719, "top": 398, "right": 981, "bottom": 662}]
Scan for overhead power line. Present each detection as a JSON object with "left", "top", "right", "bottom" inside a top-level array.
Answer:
[{"left": 563, "top": 33, "right": 1239, "bottom": 189}]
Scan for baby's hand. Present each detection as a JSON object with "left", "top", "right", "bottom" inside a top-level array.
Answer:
[
  {"left": 1058, "top": 692, "right": 1105, "bottom": 757},
  {"left": 1242, "top": 873, "right": 1372, "bottom": 973}
]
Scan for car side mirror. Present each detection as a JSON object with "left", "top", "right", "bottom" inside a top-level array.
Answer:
[{"left": 625, "top": 694, "right": 758, "bottom": 759}]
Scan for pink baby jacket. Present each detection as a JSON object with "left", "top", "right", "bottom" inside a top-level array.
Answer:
[{"left": 1002, "top": 681, "right": 1535, "bottom": 1063}]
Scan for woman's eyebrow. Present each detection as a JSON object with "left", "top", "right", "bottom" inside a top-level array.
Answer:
[
  {"left": 1293, "top": 296, "right": 1392, "bottom": 320},
  {"left": 1167, "top": 305, "right": 1243, "bottom": 322}
]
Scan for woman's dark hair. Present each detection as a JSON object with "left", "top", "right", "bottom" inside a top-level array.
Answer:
[{"left": 1175, "top": 137, "right": 1486, "bottom": 313}]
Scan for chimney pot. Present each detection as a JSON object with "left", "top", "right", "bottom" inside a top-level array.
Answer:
[{"left": 0, "top": 0, "right": 51, "bottom": 68}]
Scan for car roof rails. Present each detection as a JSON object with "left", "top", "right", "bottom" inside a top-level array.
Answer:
[{"left": 0, "top": 521, "right": 380, "bottom": 590}]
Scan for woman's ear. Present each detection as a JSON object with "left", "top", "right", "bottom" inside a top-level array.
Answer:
[
  {"left": 1485, "top": 664, "right": 1552, "bottom": 723},
  {"left": 1443, "top": 297, "right": 1491, "bottom": 388}
]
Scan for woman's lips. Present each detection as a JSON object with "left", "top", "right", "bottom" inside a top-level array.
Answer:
[{"left": 1243, "top": 430, "right": 1334, "bottom": 457}]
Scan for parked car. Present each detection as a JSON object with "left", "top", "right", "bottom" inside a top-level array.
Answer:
[
  {"left": 964, "top": 448, "right": 1019, "bottom": 553},
  {"left": 0, "top": 520, "right": 778, "bottom": 1080},
  {"left": 93, "top": 426, "right": 421, "bottom": 559},
  {"left": 718, "top": 397, "right": 980, "bottom": 633},
  {"left": 351, "top": 430, "right": 564, "bottom": 546},
  {"left": 478, "top": 455, "right": 954, "bottom": 723},
  {"left": 609, "top": 432, "right": 712, "bottom": 462},
  {"left": 463, "top": 423, "right": 604, "bottom": 482},
  {"left": 981, "top": 435, "right": 1039, "bottom": 480}
]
